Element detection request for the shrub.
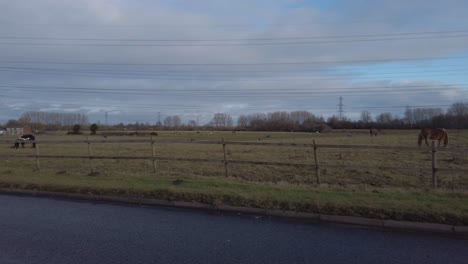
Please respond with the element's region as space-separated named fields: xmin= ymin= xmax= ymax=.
xmin=90 ymin=124 xmax=98 ymax=135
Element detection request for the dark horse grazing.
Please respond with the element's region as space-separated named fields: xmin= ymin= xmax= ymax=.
xmin=13 ymin=134 xmax=36 ymax=149
xmin=369 ymin=128 xmax=381 ymax=136
xmin=418 ymin=128 xmax=448 ymax=147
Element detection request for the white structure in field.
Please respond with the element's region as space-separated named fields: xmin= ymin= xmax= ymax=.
xmin=5 ymin=126 xmax=32 ymax=135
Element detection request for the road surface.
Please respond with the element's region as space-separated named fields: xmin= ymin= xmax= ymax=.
xmin=0 ymin=194 xmax=466 ymax=264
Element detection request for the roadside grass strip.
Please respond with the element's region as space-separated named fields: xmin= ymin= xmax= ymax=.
xmin=0 ymin=173 xmax=467 ymax=225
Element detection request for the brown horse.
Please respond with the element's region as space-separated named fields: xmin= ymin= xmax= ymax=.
xmin=418 ymin=128 xmax=448 ymax=147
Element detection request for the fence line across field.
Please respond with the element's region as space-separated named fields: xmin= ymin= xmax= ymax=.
xmin=1 ymin=153 xmax=465 ymax=172
xmin=1 ymin=138 xmax=467 ymax=189
xmin=1 ymin=139 xmax=467 ymax=152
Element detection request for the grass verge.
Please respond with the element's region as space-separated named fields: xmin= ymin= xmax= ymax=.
xmin=0 ymin=172 xmax=467 ymax=225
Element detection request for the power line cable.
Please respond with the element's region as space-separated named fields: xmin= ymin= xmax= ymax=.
xmin=1 ymin=66 xmax=467 ymax=77
xmin=0 ymin=95 xmax=460 ymax=111
xmin=1 ymin=85 xmax=466 ymax=97
xmin=2 ymin=83 xmax=466 ymax=92
xmin=2 ymin=68 xmax=467 ymax=82
xmin=2 ymin=29 xmax=468 ymax=42
xmin=2 ymin=34 xmax=468 ymax=46
xmin=0 ymin=18 xmax=423 ymax=28
xmin=1 ymin=89 xmax=461 ymax=97
xmin=1 ymin=54 xmax=467 ymax=66
xmin=1 ymin=63 xmax=466 ymax=73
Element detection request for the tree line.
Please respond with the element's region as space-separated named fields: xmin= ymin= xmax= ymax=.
xmin=351 ymin=102 xmax=468 ymax=130
xmin=5 ymin=111 xmax=90 ymax=131
xmin=2 ymin=102 xmax=467 ymax=132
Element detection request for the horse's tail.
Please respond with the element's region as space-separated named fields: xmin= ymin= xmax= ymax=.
xmin=444 ymin=131 xmax=449 ymax=147
xmin=417 ymin=133 xmax=423 ymax=146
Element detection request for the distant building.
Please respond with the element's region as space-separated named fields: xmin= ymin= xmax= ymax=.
xmin=0 ymin=127 xmax=5 ymax=135
xmin=6 ymin=126 xmax=23 ymax=135
xmin=6 ymin=126 xmax=33 ymax=136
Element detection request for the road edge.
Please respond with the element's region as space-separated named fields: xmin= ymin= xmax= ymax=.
xmin=1 ymin=188 xmax=466 ymax=237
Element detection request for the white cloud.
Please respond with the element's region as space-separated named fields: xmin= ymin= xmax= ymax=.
xmin=0 ymin=0 xmax=467 ymax=124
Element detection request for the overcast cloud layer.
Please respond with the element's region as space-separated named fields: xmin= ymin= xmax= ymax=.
xmin=0 ymin=0 xmax=467 ymax=124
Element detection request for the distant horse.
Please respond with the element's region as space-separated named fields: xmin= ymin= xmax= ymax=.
xmin=369 ymin=128 xmax=380 ymax=136
xmin=418 ymin=128 xmax=448 ymax=147
xmin=13 ymin=134 xmax=36 ymax=149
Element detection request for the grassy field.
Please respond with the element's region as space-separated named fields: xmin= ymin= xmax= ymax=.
xmin=1 ymin=129 xmax=467 ymax=189
xmin=0 ymin=129 xmax=467 ymax=224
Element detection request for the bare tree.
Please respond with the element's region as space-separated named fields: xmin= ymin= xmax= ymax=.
xmin=163 ymin=116 xmax=172 ymax=127
xmin=172 ymin=115 xmax=181 ymax=127
xmin=187 ymin=120 xmax=197 ymax=127
xmin=447 ymin=102 xmax=468 ymax=128
xmin=360 ymin=111 xmax=372 ymax=124
xmin=447 ymin=102 xmax=468 ymax=117
xmin=237 ymin=115 xmax=248 ymax=127
xmin=211 ymin=113 xmax=233 ymax=128
xmin=404 ymin=106 xmax=414 ymax=125
xmin=19 ymin=111 xmax=89 ymax=127
xmin=290 ymin=111 xmax=313 ymax=125
xmin=376 ymin=112 xmax=393 ymax=124
xmin=163 ymin=115 xmax=181 ymax=128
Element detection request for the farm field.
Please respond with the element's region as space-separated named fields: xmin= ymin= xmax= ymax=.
xmin=1 ymin=129 xmax=467 ymax=190
xmin=1 ymin=129 xmax=468 ymax=224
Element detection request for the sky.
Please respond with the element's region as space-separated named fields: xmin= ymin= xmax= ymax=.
xmin=0 ymin=0 xmax=467 ymax=125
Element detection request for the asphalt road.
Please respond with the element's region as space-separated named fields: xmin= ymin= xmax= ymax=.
xmin=0 ymin=194 xmax=466 ymax=264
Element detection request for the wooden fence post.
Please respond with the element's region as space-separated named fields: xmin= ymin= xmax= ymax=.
xmin=432 ymin=141 xmax=438 ymax=189
xmin=151 ymin=136 xmax=157 ymax=173
xmin=222 ymin=138 xmax=228 ymax=177
xmin=87 ymin=137 xmax=94 ymax=173
xmin=35 ymin=142 xmax=40 ymax=171
xmin=313 ymin=139 xmax=320 ymax=185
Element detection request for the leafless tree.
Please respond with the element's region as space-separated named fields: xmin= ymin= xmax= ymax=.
xmin=447 ymin=102 xmax=468 ymax=117
xmin=18 ymin=111 xmax=89 ymax=130
xmin=163 ymin=115 xmax=181 ymax=128
xmin=360 ymin=111 xmax=372 ymax=124
xmin=376 ymin=112 xmax=393 ymax=124
xmin=211 ymin=113 xmax=233 ymax=127
xmin=187 ymin=120 xmax=197 ymax=127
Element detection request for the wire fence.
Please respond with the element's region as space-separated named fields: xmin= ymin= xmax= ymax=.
xmin=1 ymin=138 xmax=468 ymax=190
xmin=1 ymin=137 xmax=468 ymax=189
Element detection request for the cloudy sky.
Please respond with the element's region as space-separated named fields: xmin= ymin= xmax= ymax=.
xmin=0 ymin=0 xmax=467 ymax=124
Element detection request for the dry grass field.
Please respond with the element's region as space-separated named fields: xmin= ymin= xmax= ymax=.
xmin=1 ymin=129 xmax=467 ymax=190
